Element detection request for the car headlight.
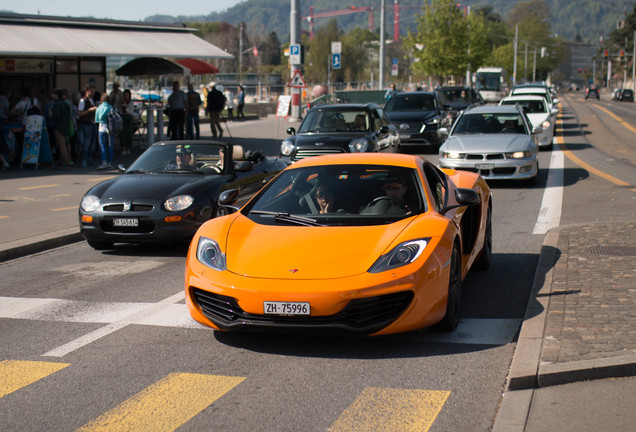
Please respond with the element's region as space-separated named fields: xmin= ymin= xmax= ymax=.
xmin=164 ymin=195 xmax=194 ymax=211
xmin=281 ymin=140 xmax=294 ymax=156
xmin=368 ymin=238 xmax=430 ymax=273
xmin=541 ymin=120 xmax=551 ymax=129
xmin=506 ymin=151 xmax=532 ymax=159
xmin=196 ymin=237 xmax=226 ymax=271
xmin=349 ymin=137 xmax=369 ymax=153
xmin=80 ymin=195 xmax=100 ymax=212
xmin=441 ymin=151 xmax=465 ymax=159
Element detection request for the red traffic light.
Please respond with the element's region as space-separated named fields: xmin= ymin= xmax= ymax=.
xmin=620 ymin=50 xmax=624 ymax=60
xmin=604 ymin=50 xmax=609 ymax=59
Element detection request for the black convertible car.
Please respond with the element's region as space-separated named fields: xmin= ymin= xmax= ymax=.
xmin=79 ymin=141 xmax=288 ymax=249
xmin=280 ymin=103 xmax=399 ymax=162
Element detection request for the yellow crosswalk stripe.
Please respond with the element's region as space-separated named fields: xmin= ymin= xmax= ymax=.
xmin=0 ymin=360 xmax=70 ymax=398
xmin=75 ymin=372 xmax=245 ymax=432
xmin=328 ymin=387 xmax=450 ymax=432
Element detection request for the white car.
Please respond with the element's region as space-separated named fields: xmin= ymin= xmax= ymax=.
xmin=510 ymin=84 xmax=559 ymax=124
xmin=499 ymin=95 xmax=555 ymax=148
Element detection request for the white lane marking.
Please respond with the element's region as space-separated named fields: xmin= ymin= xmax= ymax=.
xmin=57 ymin=260 xmax=163 ymax=278
xmin=41 ymin=292 xmax=185 ymax=357
xmin=416 ymin=318 xmax=521 ymax=345
xmin=533 ymin=144 xmax=564 ymax=234
xmin=2 ymin=296 xmax=519 ymax=346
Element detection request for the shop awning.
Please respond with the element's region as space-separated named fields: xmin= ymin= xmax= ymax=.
xmin=0 ymin=17 xmax=234 ymax=59
xmin=176 ymin=58 xmax=220 ymax=75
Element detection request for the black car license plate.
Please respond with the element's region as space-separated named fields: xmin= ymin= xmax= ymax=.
xmin=113 ymin=218 xmax=139 ymax=227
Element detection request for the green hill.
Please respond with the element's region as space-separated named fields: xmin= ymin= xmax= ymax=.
xmin=145 ymin=0 xmax=631 ymax=43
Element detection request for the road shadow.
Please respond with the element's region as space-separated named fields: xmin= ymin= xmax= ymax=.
xmin=100 ymin=242 xmax=189 ymax=258
xmin=486 ymin=167 xmax=589 ymax=190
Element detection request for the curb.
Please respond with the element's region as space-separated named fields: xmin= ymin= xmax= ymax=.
xmin=493 ymin=222 xmax=636 ymax=432
xmin=0 ymin=228 xmax=83 ymax=262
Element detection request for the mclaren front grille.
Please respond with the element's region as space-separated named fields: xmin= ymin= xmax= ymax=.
xmin=192 ymin=288 xmax=414 ymax=334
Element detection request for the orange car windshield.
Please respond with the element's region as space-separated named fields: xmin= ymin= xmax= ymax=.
xmin=244 ymin=164 xmax=426 ymax=226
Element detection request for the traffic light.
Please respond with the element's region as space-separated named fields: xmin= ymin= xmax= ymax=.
xmin=620 ymin=50 xmax=624 ymax=60
xmin=604 ymin=50 xmax=609 ymax=59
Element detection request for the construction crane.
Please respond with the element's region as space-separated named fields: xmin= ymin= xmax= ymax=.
xmin=303 ymin=6 xmax=375 ymax=40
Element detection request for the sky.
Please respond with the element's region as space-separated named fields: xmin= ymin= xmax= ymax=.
xmin=1 ymin=0 xmax=243 ymax=21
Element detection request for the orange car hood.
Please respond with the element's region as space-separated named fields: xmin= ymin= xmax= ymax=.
xmin=225 ymin=216 xmax=413 ymax=279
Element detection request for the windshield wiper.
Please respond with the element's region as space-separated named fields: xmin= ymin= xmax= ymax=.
xmin=126 ymin=169 xmax=153 ymax=174
xmin=161 ymin=168 xmax=202 ymax=174
xmin=249 ymin=210 xmax=324 ymax=227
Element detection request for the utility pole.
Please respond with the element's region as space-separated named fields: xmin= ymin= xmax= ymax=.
xmin=633 ymin=31 xmax=635 ymax=90
xmin=379 ymin=0 xmax=386 ymax=90
xmin=513 ymin=25 xmax=518 ymax=85
xmin=239 ymin=22 xmax=243 ymax=82
xmin=289 ymin=0 xmax=301 ymax=121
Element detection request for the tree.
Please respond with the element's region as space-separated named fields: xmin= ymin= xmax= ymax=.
xmin=404 ymin=0 xmax=489 ymax=84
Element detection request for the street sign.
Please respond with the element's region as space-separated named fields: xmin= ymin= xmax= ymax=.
xmin=290 ymin=44 xmax=302 ymax=65
xmin=331 ymin=42 xmax=342 ymax=54
xmin=332 ymin=53 xmax=341 ymax=69
xmin=391 ymin=58 xmax=398 ymax=76
xmin=287 ymin=70 xmax=306 ymax=88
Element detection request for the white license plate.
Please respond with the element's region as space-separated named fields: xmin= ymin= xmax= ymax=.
xmin=113 ymin=218 xmax=139 ymax=227
xmin=399 ymin=134 xmax=411 ymax=139
xmin=475 ymin=163 xmax=495 ymax=170
xmin=264 ymin=301 xmax=310 ymax=315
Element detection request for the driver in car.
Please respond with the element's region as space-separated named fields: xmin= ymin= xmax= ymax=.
xmin=362 ymin=175 xmax=410 ymax=215
xmin=174 ymin=144 xmax=194 ymax=168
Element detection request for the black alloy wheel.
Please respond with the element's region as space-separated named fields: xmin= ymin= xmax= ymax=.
xmin=437 ymin=245 xmax=462 ymax=331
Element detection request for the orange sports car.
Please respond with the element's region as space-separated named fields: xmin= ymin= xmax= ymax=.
xmin=185 ymin=153 xmax=492 ymax=335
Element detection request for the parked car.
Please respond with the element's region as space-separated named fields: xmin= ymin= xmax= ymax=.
xmin=585 ymin=87 xmax=600 ymax=100
xmin=384 ymin=91 xmax=446 ymax=152
xmin=185 ymin=152 xmax=492 ymax=335
xmin=280 ymin=103 xmax=399 ymax=162
xmin=618 ymin=89 xmax=634 ymax=102
xmin=79 ymin=141 xmax=288 ymax=249
xmin=499 ymin=95 xmax=556 ymax=148
xmin=435 ymin=86 xmax=484 ymax=128
xmin=438 ymin=105 xmax=540 ymax=183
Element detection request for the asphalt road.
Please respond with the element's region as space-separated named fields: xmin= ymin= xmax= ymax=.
xmin=1 ymin=92 xmax=634 ymax=431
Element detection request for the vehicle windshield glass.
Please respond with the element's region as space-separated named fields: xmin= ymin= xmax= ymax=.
xmin=475 ymin=73 xmax=501 ymax=91
xmin=385 ymin=94 xmax=438 ymax=112
xmin=500 ymin=99 xmax=547 ymax=114
xmin=437 ymin=89 xmax=477 ymax=104
xmin=298 ymin=110 xmax=370 ymax=133
xmin=243 ymin=164 xmax=426 ymax=226
xmin=452 ymin=113 xmax=528 ymax=135
xmin=126 ymin=143 xmax=225 ymax=174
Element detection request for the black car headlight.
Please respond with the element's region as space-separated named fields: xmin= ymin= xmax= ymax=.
xmin=349 ymin=137 xmax=369 ymax=153
xmin=164 ymin=195 xmax=194 ymax=211
xmin=80 ymin=195 xmax=100 ymax=212
xmin=196 ymin=237 xmax=226 ymax=271
xmin=368 ymin=238 xmax=430 ymax=273
xmin=281 ymin=140 xmax=294 ymax=156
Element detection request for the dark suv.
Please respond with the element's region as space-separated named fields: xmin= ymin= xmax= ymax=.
xmin=281 ymin=103 xmax=399 ymax=162
xmin=434 ymin=86 xmax=484 ymax=128
xmin=618 ymin=89 xmax=634 ymax=102
xmin=384 ymin=91 xmax=446 ymax=152
xmin=585 ymin=87 xmax=600 ymax=100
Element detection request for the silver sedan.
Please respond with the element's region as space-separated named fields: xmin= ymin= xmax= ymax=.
xmin=438 ymin=105 xmax=540 ymax=183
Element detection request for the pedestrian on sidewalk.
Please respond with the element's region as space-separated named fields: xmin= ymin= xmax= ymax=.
xmin=94 ymin=93 xmax=114 ymax=170
xmin=120 ymin=89 xmax=134 ymax=155
xmin=186 ymin=83 xmax=202 ymax=140
xmin=237 ymin=85 xmax=246 ymax=121
xmin=77 ymin=84 xmax=98 ymax=167
xmin=206 ymin=83 xmax=226 ymax=138
xmin=167 ymin=81 xmax=187 ymax=140
xmin=52 ymin=88 xmax=72 ymax=167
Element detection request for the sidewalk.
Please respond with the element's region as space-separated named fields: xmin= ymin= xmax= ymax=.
xmin=494 ymin=220 xmax=636 ymax=431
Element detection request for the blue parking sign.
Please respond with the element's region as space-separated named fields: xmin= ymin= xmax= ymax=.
xmin=332 ymin=53 xmax=341 ymax=69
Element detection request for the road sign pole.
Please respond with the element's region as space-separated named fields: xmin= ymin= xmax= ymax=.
xmin=289 ymin=0 xmax=302 ymax=121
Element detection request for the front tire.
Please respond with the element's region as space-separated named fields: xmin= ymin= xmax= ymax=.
xmin=437 ymin=246 xmax=462 ymax=331
xmin=87 ymin=239 xmax=113 ymax=250
xmin=474 ymin=204 xmax=492 ymax=270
